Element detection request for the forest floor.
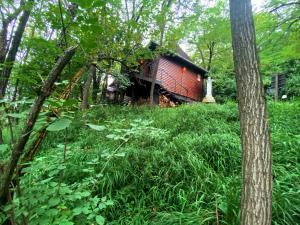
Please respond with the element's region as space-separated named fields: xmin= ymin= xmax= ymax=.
xmin=2 ymin=101 xmax=300 ymax=224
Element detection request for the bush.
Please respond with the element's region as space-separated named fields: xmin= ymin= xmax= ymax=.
xmin=212 ymin=71 xmax=237 ymax=103
xmin=285 ymin=73 xmax=300 ymax=99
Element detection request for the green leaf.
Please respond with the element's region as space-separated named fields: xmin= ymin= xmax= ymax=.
xmin=87 ymin=124 xmax=106 ymax=131
xmin=63 ymin=99 xmax=78 ymax=107
xmin=49 ymin=197 xmax=60 ymax=207
xmin=105 ymin=200 xmax=114 ymax=206
xmin=47 ymin=118 xmax=71 ymax=131
xmin=96 ymin=215 xmax=105 ymax=225
xmin=79 ymin=191 xmax=91 ymax=197
xmin=72 ymin=207 xmax=83 ymax=216
xmin=69 ymin=0 xmax=93 ymax=8
xmin=7 ymin=113 xmax=26 ymax=119
xmin=0 ymin=144 xmax=9 ymax=152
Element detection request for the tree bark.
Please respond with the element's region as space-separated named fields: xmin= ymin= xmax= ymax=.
xmin=0 ymin=122 xmax=4 ymax=144
xmin=229 ymin=0 xmax=272 ymax=224
xmin=81 ymin=64 xmax=95 ymax=109
xmin=0 ymin=45 xmax=77 ymax=205
xmin=0 ymin=0 xmax=34 ymax=98
xmin=92 ymin=69 xmax=100 ymax=103
xmin=207 ymin=41 xmax=215 ymax=71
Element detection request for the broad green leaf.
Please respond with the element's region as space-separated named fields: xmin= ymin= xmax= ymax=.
xmin=87 ymin=124 xmax=106 ymax=131
xmin=49 ymin=198 xmax=60 ymax=207
xmin=96 ymin=215 xmax=105 ymax=225
xmin=46 ymin=118 xmax=71 ymax=131
xmin=72 ymin=207 xmax=83 ymax=216
xmin=106 ymin=134 xmax=119 ymax=139
xmin=105 ymin=200 xmax=114 ymax=206
xmin=0 ymin=144 xmax=9 ymax=152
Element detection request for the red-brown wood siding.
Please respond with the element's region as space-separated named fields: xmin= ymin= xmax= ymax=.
xmin=156 ymin=57 xmax=203 ymax=101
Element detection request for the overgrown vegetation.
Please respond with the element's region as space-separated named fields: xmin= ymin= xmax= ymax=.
xmin=1 ymin=102 xmax=299 ymax=224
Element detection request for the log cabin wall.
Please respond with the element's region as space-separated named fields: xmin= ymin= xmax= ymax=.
xmin=156 ymin=56 xmax=203 ymax=101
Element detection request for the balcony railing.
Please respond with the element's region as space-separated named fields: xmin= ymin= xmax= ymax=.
xmin=139 ymin=62 xmax=188 ymax=97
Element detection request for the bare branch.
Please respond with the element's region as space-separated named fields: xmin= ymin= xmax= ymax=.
xmin=270 ymin=1 xmax=300 ymax=13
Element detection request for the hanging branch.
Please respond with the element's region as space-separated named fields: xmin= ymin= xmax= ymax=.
xmin=0 ymin=45 xmax=77 ymax=205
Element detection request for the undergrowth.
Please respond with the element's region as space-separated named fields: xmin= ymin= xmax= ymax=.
xmin=1 ymin=101 xmax=300 ymax=224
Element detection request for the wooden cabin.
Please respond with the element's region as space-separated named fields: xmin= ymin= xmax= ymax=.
xmin=125 ymin=43 xmax=208 ymax=104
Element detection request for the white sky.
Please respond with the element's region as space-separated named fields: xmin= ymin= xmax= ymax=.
xmin=252 ymin=0 xmax=266 ymax=11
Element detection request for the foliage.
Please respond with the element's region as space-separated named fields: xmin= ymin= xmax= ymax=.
xmin=0 ymin=0 xmax=299 ymax=224
xmin=2 ymin=102 xmax=299 ymax=224
xmin=212 ymin=71 xmax=237 ymax=103
xmin=285 ymin=74 xmax=300 ymax=99
xmin=283 ymin=59 xmax=300 ymax=99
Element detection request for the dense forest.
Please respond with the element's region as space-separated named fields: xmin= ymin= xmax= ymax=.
xmin=0 ymin=0 xmax=299 ymax=224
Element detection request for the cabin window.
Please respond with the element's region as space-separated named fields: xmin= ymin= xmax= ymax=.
xmin=197 ymin=75 xmax=201 ymax=81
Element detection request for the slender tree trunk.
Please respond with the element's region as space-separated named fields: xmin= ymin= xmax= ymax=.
xmin=81 ymin=64 xmax=95 ymax=109
xmin=149 ymin=0 xmax=172 ymax=105
xmin=207 ymin=41 xmax=215 ymax=71
xmin=92 ymin=69 xmax=100 ymax=103
xmin=0 ymin=122 xmax=4 ymax=144
xmin=0 ymin=46 xmax=77 ymax=205
xmin=22 ymin=67 xmax=85 ymax=165
xmin=0 ymin=0 xmax=34 ymax=98
xmin=229 ymin=0 xmax=272 ymax=224
xmin=101 ymin=74 xmax=108 ymax=101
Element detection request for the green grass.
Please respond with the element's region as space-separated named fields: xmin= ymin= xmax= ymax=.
xmin=2 ymin=101 xmax=300 ymax=224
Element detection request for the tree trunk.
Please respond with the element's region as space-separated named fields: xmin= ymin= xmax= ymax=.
xmin=0 ymin=122 xmax=4 ymax=144
xmin=207 ymin=41 xmax=215 ymax=71
xmin=229 ymin=0 xmax=272 ymax=224
xmin=149 ymin=0 xmax=172 ymax=105
xmin=22 ymin=67 xmax=85 ymax=164
xmin=0 ymin=21 xmax=9 ymax=65
xmin=0 ymin=0 xmax=34 ymax=98
xmin=81 ymin=64 xmax=95 ymax=109
xmin=92 ymin=69 xmax=100 ymax=103
xmin=101 ymin=74 xmax=108 ymax=101
xmin=149 ymin=58 xmax=160 ymax=105
xmin=0 ymin=46 xmax=77 ymax=205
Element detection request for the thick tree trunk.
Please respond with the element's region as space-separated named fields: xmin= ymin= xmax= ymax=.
xmin=229 ymin=0 xmax=272 ymax=224
xmin=0 ymin=22 xmax=9 ymax=65
xmin=0 ymin=46 xmax=77 ymax=205
xmin=0 ymin=0 xmax=33 ymax=98
xmin=81 ymin=64 xmax=95 ymax=109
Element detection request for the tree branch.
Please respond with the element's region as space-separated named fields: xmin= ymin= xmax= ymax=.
xmin=0 ymin=45 xmax=77 ymax=205
xmin=270 ymin=1 xmax=300 ymax=13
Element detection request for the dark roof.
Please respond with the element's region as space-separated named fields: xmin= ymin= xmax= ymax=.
xmin=149 ymin=42 xmax=208 ymax=77
xmin=176 ymin=46 xmax=192 ymax=61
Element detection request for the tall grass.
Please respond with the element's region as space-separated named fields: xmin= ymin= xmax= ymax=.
xmin=4 ymin=101 xmax=300 ymax=224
